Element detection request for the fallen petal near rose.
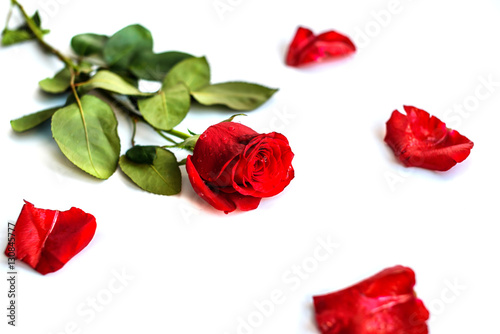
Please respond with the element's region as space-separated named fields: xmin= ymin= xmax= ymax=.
xmin=186 ymin=122 xmax=294 ymax=214
xmin=286 ymin=26 xmax=356 ymax=67
xmin=384 ymin=105 xmax=474 ymax=171
xmin=4 ymin=200 xmax=97 ymax=275
xmin=313 ymin=265 xmax=429 ymax=334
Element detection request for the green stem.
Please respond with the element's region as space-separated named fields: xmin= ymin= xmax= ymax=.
xmin=156 ymin=130 xmax=178 ymax=144
xmin=12 ymin=0 xmax=77 ymax=72
xmin=131 ymin=118 xmax=138 ymax=147
xmin=165 ymin=129 xmax=191 ymax=140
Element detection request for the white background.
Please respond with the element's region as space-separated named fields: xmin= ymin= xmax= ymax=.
xmin=1 ymin=0 xmax=500 ymax=333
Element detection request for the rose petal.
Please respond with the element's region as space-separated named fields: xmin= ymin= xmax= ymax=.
xmin=5 ymin=201 xmax=96 ymax=275
xmin=384 ymin=106 xmax=474 ymax=171
xmin=187 ymin=156 xmax=262 ymax=213
xmin=313 ymin=266 xmax=429 ymax=334
xmin=35 ymin=207 xmax=97 ymax=275
xmin=187 ymin=155 xmax=237 ymax=213
xmin=232 ymin=133 xmax=294 ymax=197
xmin=192 ymin=122 xmax=258 ymax=183
xmin=285 ymin=26 xmax=356 ymax=67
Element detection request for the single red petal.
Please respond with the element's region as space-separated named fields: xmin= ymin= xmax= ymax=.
xmin=313 ymin=266 xmax=429 ymax=334
xmin=5 ymin=201 xmax=96 ymax=275
xmin=186 ymin=155 xmax=237 ymax=214
xmin=384 ymin=106 xmax=473 ymax=171
xmin=286 ymin=26 xmax=356 ymax=67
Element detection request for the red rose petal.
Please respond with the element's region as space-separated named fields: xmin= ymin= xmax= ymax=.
xmin=187 ymin=156 xmax=262 ymax=214
xmin=313 ymin=266 xmax=429 ymax=334
xmin=192 ymin=122 xmax=258 ymax=183
xmin=5 ymin=201 xmax=96 ymax=275
xmin=286 ymin=26 xmax=356 ymax=67
xmin=384 ymin=106 xmax=474 ymax=171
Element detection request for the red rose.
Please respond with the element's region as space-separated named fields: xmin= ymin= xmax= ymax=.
xmin=384 ymin=106 xmax=474 ymax=171
xmin=285 ymin=26 xmax=356 ymax=67
xmin=5 ymin=201 xmax=97 ymax=275
xmin=313 ymin=265 xmax=429 ymax=334
xmin=186 ymin=122 xmax=294 ymax=213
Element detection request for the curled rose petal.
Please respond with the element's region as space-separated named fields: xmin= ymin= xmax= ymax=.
xmin=285 ymin=26 xmax=356 ymax=67
xmin=4 ymin=201 xmax=97 ymax=275
xmin=186 ymin=122 xmax=294 ymax=214
xmin=313 ymin=266 xmax=429 ymax=334
xmin=384 ymin=106 xmax=474 ymax=171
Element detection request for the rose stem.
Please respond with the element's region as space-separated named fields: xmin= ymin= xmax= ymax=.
xmin=11 ymin=0 xmax=78 ymax=72
xmin=11 ymin=0 xmax=86 ymax=127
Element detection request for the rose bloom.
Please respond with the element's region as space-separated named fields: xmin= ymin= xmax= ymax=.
xmin=313 ymin=266 xmax=429 ymax=334
xmin=384 ymin=105 xmax=474 ymax=171
xmin=186 ymin=122 xmax=294 ymax=213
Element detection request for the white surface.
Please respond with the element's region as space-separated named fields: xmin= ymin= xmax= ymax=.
xmin=1 ymin=0 xmax=499 ymax=333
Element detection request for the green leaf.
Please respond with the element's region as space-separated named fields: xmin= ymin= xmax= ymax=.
xmin=129 ymin=51 xmax=193 ymax=81
xmin=163 ymin=56 xmax=210 ymax=92
xmin=51 ymin=95 xmax=120 ymax=179
xmin=71 ymin=33 xmax=109 ymax=57
xmin=1 ymin=27 xmax=49 ymax=46
xmin=10 ymin=107 xmax=58 ymax=132
xmin=119 ymin=147 xmax=181 ymax=195
xmin=191 ymin=82 xmax=278 ymax=111
xmin=2 ymin=29 xmax=32 ymax=46
xmin=103 ymin=24 xmax=153 ymax=69
xmin=125 ymin=145 xmax=157 ymax=164
xmin=1 ymin=11 xmax=49 ymax=46
xmin=138 ymin=83 xmax=190 ymax=130
xmin=77 ymin=70 xmax=150 ymax=96
xmin=39 ymin=67 xmax=71 ymax=94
